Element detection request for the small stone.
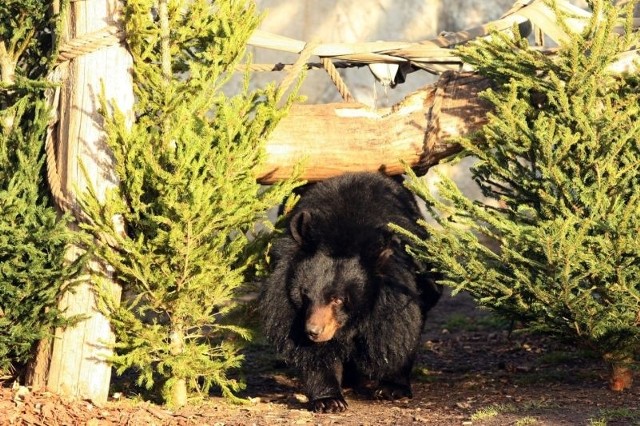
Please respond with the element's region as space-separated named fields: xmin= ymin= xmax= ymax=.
xmin=293 ymin=393 xmax=309 ymax=403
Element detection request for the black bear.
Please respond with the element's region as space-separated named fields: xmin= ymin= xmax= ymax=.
xmin=259 ymin=171 xmax=441 ymax=413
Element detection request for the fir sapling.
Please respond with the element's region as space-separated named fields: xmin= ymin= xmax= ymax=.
xmin=79 ymin=0 xmax=301 ymax=407
xmin=397 ymin=0 xmax=640 ymax=390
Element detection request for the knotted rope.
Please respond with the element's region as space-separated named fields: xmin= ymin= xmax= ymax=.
xmin=46 ymin=26 xmax=127 ymax=217
xmin=56 ymin=26 xmax=126 ymax=64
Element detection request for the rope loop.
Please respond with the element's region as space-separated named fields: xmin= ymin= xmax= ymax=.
xmin=46 ymin=25 xmax=124 ymax=216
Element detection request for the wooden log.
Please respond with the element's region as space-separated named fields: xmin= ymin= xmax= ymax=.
xmin=45 ymin=1 xmax=134 ymax=404
xmin=256 ymin=71 xmax=493 ymax=184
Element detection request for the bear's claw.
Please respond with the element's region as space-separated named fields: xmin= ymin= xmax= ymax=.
xmin=373 ymin=384 xmax=413 ymax=400
xmin=311 ymin=396 xmax=348 ymax=413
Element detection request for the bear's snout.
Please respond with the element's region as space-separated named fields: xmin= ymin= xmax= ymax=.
xmin=305 ymin=323 xmax=324 ymax=341
xmin=306 ymin=303 xmax=341 ymax=342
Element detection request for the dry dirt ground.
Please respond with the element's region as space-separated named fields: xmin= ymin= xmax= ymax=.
xmin=2 ymin=290 xmax=639 ymax=426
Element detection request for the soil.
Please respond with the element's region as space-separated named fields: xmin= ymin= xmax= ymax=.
xmin=2 ymin=290 xmax=639 ymax=426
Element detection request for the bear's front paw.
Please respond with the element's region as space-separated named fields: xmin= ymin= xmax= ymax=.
xmin=311 ymin=396 xmax=348 ymax=413
xmin=373 ymin=383 xmax=412 ymax=400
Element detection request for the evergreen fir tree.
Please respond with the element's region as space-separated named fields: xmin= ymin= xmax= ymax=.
xmin=0 ymin=0 xmax=83 ymax=375
xmin=398 ymin=0 xmax=640 ymax=390
xmin=79 ymin=0 xmax=301 ymax=407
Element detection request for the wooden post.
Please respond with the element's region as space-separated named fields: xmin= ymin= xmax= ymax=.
xmin=46 ymin=0 xmax=134 ymax=404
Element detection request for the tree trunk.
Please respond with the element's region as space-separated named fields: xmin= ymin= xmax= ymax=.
xmin=24 ymin=337 xmax=52 ymax=390
xmin=169 ymin=323 xmax=188 ymax=408
xmin=256 ymin=71 xmax=493 ymax=183
xmin=0 ymin=39 xmax=17 ymax=132
xmin=45 ymin=0 xmax=134 ymax=404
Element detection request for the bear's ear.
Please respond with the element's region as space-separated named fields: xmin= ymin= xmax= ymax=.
xmin=290 ymin=210 xmax=312 ymax=246
xmin=376 ymin=233 xmax=402 ymax=271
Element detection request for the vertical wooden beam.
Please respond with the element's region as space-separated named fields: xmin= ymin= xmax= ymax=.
xmin=46 ymin=0 xmax=134 ymax=404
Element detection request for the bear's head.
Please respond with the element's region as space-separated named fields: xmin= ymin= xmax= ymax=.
xmin=287 ymin=209 xmax=401 ymax=343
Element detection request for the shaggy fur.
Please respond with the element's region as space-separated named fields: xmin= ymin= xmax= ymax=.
xmin=259 ymin=172 xmax=441 ymax=413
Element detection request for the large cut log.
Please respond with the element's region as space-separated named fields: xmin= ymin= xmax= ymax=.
xmin=256 ymin=71 xmax=493 ymax=184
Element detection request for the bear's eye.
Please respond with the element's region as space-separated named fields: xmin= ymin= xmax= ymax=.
xmin=331 ymin=297 xmax=344 ymax=306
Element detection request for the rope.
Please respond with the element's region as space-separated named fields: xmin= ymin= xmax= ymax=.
xmin=277 ymin=40 xmax=318 ymax=98
xmin=240 ymin=59 xmax=360 ymax=102
xmin=414 ymin=70 xmax=454 ymax=176
xmin=44 ymin=69 xmax=70 ymax=214
xmin=46 ymin=25 xmax=124 ymax=216
xmin=57 ymin=26 xmax=125 ymax=64
xmin=425 ymin=71 xmax=451 ymax=152
xmin=321 ymin=57 xmax=355 ymax=103
xmin=237 ymin=61 xmax=365 ymax=72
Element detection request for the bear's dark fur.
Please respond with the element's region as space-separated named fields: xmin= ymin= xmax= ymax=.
xmin=259 ymin=172 xmax=441 ymax=413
